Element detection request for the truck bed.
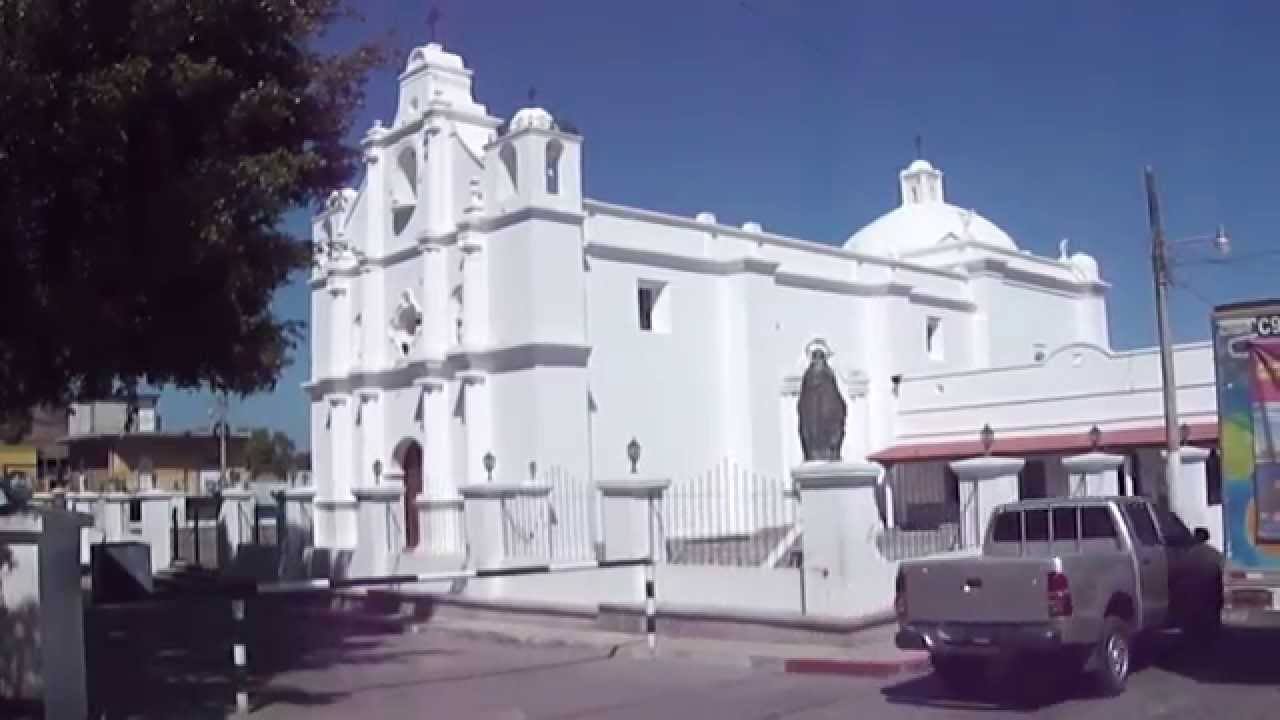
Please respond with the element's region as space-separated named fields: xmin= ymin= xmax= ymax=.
xmin=900 ymin=554 xmax=1057 ymax=624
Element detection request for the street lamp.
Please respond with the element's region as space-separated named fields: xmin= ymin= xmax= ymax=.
xmin=627 ymin=438 xmax=641 ymax=474
xmin=1145 ymin=167 xmax=1230 ymax=510
xmin=1088 ymin=425 xmax=1102 ymax=452
xmin=483 ymin=451 xmax=496 ymax=482
xmin=372 ymin=459 xmax=382 ymax=486
xmin=980 ymin=424 xmax=995 ymax=456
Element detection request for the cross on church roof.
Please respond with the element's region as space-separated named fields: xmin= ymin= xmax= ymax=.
xmin=426 ymin=5 xmax=442 ymax=43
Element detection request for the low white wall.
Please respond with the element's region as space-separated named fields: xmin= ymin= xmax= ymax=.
xmin=656 ymin=564 xmax=803 ymax=614
xmin=462 ymin=566 xmax=643 ymax=608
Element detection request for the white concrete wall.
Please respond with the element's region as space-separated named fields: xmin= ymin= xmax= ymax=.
xmin=657 ymin=564 xmax=803 ymax=614
xmin=896 ymin=342 xmax=1216 ymax=443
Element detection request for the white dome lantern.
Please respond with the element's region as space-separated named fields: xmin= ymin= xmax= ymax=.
xmin=844 ymin=157 xmax=1017 ymax=257
xmin=1069 ymin=252 xmax=1101 ymax=282
xmin=510 ymin=107 xmax=556 ymax=133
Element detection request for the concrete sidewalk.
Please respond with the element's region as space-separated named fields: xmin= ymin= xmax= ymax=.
xmin=410 ymin=616 xmax=931 ymax=679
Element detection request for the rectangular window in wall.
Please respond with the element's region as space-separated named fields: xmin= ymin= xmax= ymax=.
xmin=925 ymin=316 xmax=943 ymax=361
xmin=637 ymin=280 xmax=670 ymax=333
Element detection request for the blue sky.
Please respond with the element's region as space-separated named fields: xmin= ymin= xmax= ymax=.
xmin=159 ymin=1 xmax=1280 ymax=448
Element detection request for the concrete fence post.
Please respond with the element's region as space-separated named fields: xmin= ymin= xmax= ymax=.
xmin=1164 ymin=446 xmax=1219 ymax=549
xmin=67 ymin=491 xmax=102 ymax=565
xmin=1061 ymin=451 xmax=1125 ymax=498
xmin=137 ymin=490 xmax=175 ymax=572
xmin=0 ymin=509 xmax=90 ymax=719
xmin=351 ymin=484 xmax=405 ymax=577
xmin=458 ymin=484 xmax=519 ymax=571
xmin=218 ymin=488 xmax=255 ymax=572
xmin=949 ymin=456 xmax=1026 ymax=548
xmin=792 ymin=461 xmax=890 ymax=617
xmin=596 ymin=477 xmax=670 ymax=652
xmin=282 ymin=485 xmax=317 ymax=579
xmin=417 ymin=495 xmax=465 ymax=556
xmin=100 ymin=493 xmax=131 ymax=544
xmin=596 ymin=478 xmax=671 ymax=562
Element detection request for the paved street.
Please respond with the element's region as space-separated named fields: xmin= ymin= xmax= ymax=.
xmin=253 ymin=626 xmax=1280 ymax=720
xmin=84 ymin=597 xmax=1280 ymax=719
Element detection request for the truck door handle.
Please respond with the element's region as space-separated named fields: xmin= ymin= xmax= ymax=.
xmin=1142 ymin=559 xmax=1153 ymax=566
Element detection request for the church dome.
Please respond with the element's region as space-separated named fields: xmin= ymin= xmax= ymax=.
xmin=843 ymin=158 xmax=1017 ymax=257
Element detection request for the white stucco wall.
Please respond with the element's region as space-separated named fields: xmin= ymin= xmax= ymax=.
xmin=896 ymin=342 xmax=1216 ymax=442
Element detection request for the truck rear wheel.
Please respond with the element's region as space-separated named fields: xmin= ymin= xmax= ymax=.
xmin=1089 ymin=617 xmax=1131 ymax=696
xmin=931 ymin=655 xmax=987 ymax=694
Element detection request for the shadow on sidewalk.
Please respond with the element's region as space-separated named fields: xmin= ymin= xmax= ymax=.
xmin=85 ymin=593 xmax=404 ymax=718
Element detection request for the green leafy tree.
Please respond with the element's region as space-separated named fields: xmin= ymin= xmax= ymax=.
xmin=244 ymin=427 xmax=297 ymax=481
xmin=0 ymin=0 xmax=387 ymax=421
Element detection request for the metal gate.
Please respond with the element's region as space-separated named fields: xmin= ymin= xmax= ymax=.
xmin=880 ymin=461 xmax=963 ymax=560
xmin=171 ymin=495 xmax=223 ymax=570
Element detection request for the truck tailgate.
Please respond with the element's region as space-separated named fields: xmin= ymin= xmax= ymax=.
xmin=902 ymin=556 xmax=1055 ymax=624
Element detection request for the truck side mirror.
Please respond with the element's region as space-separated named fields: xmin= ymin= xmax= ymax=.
xmin=1193 ymin=527 xmax=1211 ymax=545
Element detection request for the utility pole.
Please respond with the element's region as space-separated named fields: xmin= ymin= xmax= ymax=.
xmin=1145 ymin=167 xmax=1181 ymax=511
xmin=210 ymin=393 xmax=230 ymax=492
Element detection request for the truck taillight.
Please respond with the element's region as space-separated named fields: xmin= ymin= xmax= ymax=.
xmin=894 ymin=570 xmax=907 ymax=619
xmin=1047 ymin=571 xmax=1073 ymax=618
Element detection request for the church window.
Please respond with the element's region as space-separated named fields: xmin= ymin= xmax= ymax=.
xmin=637 ymin=280 xmax=670 ymax=333
xmin=925 ymin=316 xmax=943 ymax=361
xmin=500 ymin=144 xmax=519 ymax=192
xmin=545 ymin=139 xmax=563 ymax=195
xmin=390 ymin=146 xmax=419 ymax=235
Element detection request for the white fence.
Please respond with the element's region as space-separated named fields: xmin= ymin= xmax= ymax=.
xmin=661 ymin=460 xmax=798 ymax=567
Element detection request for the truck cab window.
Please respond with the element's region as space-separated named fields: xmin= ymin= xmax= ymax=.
xmin=1153 ymin=507 xmax=1194 ymax=546
xmin=1052 ymin=507 xmax=1079 ymax=540
xmin=1123 ymin=502 xmax=1161 ymax=546
xmin=991 ymin=511 xmax=1021 ymax=543
xmin=1024 ymin=508 xmax=1050 ymax=542
xmin=1080 ymin=507 xmax=1118 ymax=539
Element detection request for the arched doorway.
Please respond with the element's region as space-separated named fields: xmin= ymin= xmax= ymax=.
xmin=401 ymin=441 xmax=424 ymax=549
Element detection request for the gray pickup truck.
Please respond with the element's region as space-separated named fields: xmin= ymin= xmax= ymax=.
xmin=894 ymin=496 xmax=1222 ymax=696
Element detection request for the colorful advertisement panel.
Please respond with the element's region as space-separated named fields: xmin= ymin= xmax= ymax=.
xmin=1215 ymin=303 xmax=1280 ymax=568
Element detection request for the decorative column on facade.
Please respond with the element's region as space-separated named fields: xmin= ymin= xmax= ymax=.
xmin=328 ymin=280 xmax=352 ymax=376
xmin=458 ymin=222 xmax=490 ymax=349
xmin=422 ymin=114 xmax=454 ymax=239
xmin=355 ymin=389 xmax=384 ymax=490
xmin=419 ymin=242 xmax=450 ymax=358
xmin=842 ymin=368 xmax=872 ymax=461
xmin=363 ymin=267 xmax=386 ymax=371
xmin=459 ymin=371 xmax=492 ymax=485
xmin=412 ymin=377 xmax=463 ymax=554
xmin=948 ymin=456 xmax=1026 ymax=549
xmin=326 ymin=394 xmax=354 ymax=498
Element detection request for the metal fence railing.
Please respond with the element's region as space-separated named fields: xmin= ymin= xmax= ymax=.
xmin=878 ymin=461 xmax=964 ymax=561
xmin=543 ymin=467 xmax=598 ymax=562
xmin=661 ymin=460 xmax=798 ymax=567
xmin=500 ymin=489 xmax=550 ymax=561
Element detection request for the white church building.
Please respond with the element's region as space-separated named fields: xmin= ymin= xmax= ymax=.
xmin=304 ymin=43 xmax=1221 ymax=557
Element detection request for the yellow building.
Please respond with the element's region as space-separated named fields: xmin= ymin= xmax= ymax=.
xmin=64 ymin=431 xmax=250 ymax=494
xmin=0 ymin=406 xmax=71 ymax=488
